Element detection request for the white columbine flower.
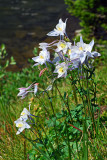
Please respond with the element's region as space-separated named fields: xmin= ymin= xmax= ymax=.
xmin=20 ymin=108 xmax=31 ymax=121
xmin=69 ymin=46 xmax=80 ymax=60
xmin=14 ymin=118 xmax=31 ymax=135
xmin=56 ymin=41 xmax=71 ymax=54
xmin=32 ymin=49 xmax=50 ymax=66
xmin=47 ymin=18 xmax=67 ymax=36
xmin=54 ymin=62 xmax=68 ymax=78
xmin=77 ymin=36 xmax=94 ymax=53
xmin=76 ymin=36 xmax=101 ymax=63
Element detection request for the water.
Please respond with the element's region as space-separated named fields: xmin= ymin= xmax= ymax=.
xmin=0 ymin=0 xmax=80 ymax=71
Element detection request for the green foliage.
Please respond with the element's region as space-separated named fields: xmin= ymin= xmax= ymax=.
xmin=27 ymin=103 xmax=106 ymax=159
xmin=28 ymin=107 xmax=83 ymax=159
xmin=0 ymin=44 xmax=7 ymax=58
xmin=64 ymin=0 xmax=107 ymax=39
xmin=0 ymin=44 xmax=16 ymax=79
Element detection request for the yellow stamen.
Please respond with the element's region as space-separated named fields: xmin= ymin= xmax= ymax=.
xmin=68 ymin=49 xmax=71 ymax=55
xmin=79 ymin=47 xmax=83 ymax=51
xmin=59 ymin=43 xmax=66 ymax=49
xmin=17 ymin=123 xmax=23 ymax=128
xmin=57 ymin=27 xmax=62 ymax=31
xmin=21 ymin=112 xmax=26 ymax=116
xmin=59 ymin=67 xmax=64 ymax=73
xmin=40 ymin=55 xmax=44 ymax=59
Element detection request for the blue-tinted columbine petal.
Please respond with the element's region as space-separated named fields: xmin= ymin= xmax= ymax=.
xmin=14 ymin=118 xmax=31 ymax=135
xmin=32 ymin=49 xmax=50 ymax=66
xmin=91 ymin=51 xmax=101 ymax=57
xmin=89 ymin=40 xmax=94 ymax=50
xmin=54 ymin=62 xmax=68 ymax=78
xmin=47 ymin=18 xmax=67 ymax=37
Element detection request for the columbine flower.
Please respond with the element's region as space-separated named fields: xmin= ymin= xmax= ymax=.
xmin=39 ymin=40 xmax=59 ymax=50
xmin=32 ymin=49 xmax=50 ymax=66
xmin=39 ymin=43 xmax=49 ymax=50
xmin=20 ymin=108 xmax=31 ymax=121
xmin=47 ymin=18 xmax=67 ymax=36
xmin=55 ymin=41 xmax=71 ymax=54
xmin=77 ymin=36 xmax=94 ymax=53
xmin=17 ymin=83 xmax=33 ymax=99
xmin=17 ymin=83 xmax=38 ymax=99
xmin=14 ymin=118 xmax=31 ymax=135
xmin=76 ymin=36 xmax=101 ymax=63
xmin=54 ymin=62 xmax=68 ymax=78
xmin=17 ymin=87 xmax=28 ymax=99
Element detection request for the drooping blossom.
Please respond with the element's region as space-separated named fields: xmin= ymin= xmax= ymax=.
xmin=39 ymin=43 xmax=49 ymax=50
xmin=39 ymin=40 xmax=59 ymax=50
xmin=32 ymin=49 xmax=50 ymax=66
xmin=17 ymin=83 xmax=38 ymax=99
xmin=47 ymin=18 xmax=67 ymax=36
xmin=17 ymin=84 xmax=33 ymax=99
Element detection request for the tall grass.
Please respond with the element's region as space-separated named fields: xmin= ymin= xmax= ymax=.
xmin=0 ymin=63 xmax=106 ymax=159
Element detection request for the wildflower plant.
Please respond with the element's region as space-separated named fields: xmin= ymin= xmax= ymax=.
xmin=15 ymin=18 xmax=105 ymax=159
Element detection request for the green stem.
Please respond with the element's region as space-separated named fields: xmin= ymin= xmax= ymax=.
xmin=86 ymin=70 xmax=96 ymax=136
xmin=70 ymin=75 xmax=78 ymax=105
xmin=83 ymin=121 xmax=88 ymax=160
xmin=22 ymin=133 xmax=50 ymax=160
xmin=35 ymin=125 xmax=51 ymax=158
xmin=24 ymin=138 xmax=26 ymax=160
xmin=55 ymin=83 xmax=73 ymax=122
xmin=66 ymin=121 xmax=72 ymax=160
xmin=36 ymin=95 xmax=50 ymax=117
xmin=45 ymin=91 xmax=61 ymax=156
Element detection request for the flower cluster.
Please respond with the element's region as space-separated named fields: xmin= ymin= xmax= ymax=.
xmin=32 ymin=18 xmax=100 ymax=78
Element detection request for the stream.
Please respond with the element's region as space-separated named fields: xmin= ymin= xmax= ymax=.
xmin=0 ymin=0 xmax=81 ymax=71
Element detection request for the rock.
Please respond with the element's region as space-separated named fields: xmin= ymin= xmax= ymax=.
xmin=75 ymin=29 xmax=82 ymax=36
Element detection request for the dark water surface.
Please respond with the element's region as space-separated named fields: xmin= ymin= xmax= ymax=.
xmin=0 ymin=0 xmax=80 ymax=71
